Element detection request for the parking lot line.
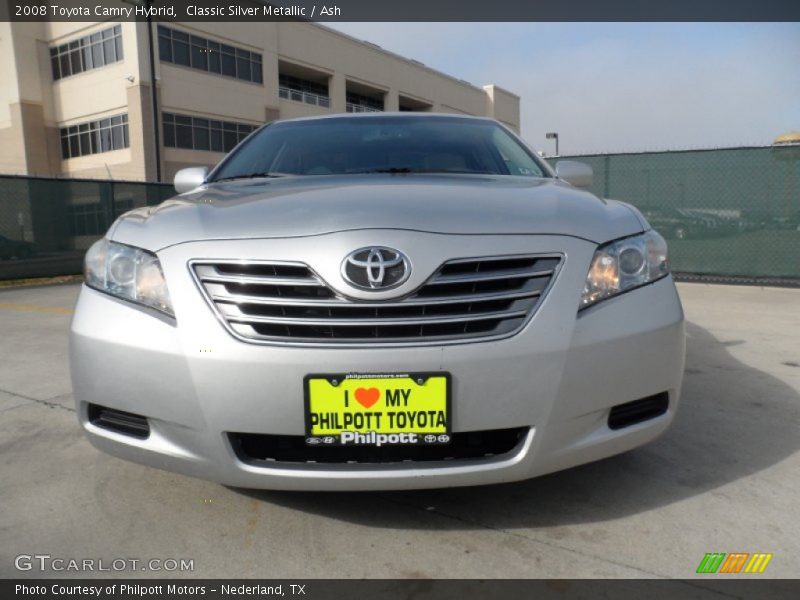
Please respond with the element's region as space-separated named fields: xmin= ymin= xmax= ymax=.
xmin=0 ymin=302 xmax=73 ymax=315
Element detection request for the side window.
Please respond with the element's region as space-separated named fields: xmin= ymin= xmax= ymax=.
xmin=491 ymin=128 xmax=545 ymax=177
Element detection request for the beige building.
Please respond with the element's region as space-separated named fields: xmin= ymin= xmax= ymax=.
xmin=0 ymin=20 xmax=520 ymax=184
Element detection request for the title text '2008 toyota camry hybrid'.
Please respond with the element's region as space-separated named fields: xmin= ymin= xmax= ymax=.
xmin=69 ymin=114 xmax=685 ymax=491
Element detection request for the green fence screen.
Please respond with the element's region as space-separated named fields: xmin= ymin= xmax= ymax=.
xmin=548 ymin=146 xmax=800 ymax=281
xmin=1 ymin=145 xmax=799 ymax=281
xmin=0 ymin=175 xmax=173 ymax=280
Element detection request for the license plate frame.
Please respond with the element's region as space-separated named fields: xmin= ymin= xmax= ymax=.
xmin=303 ymin=372 xmax=452 ymax=447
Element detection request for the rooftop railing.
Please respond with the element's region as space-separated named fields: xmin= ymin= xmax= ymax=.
xmin=279 ymin=86 xmax=331 ymax=108
xmin=346 ymin=102 xmax=383 ymax=113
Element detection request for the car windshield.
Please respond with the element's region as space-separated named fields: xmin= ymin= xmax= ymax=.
xmin=210 ymin=116 xmax=549 ymax=181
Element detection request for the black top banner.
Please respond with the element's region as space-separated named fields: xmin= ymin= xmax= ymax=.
xmin=3 ymin=0 xmax=800 ymax=22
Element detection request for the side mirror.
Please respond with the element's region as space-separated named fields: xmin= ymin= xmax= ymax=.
xmin=555 ymin=161 xmax=593 ymax=189
xmin=174 ymin=166 xmax=209 ymax=194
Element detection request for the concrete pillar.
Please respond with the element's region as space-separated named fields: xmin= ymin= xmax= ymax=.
xmin=9 ymin=102 xmax=60 ymax=177
xmin=129 ymin=22 xmax=162 ymax=182
xmin=385 ymin=88 xmax=399 ymax=112
xmin=330 ymin=72 xmax=346 ymax=114
xmin=265 ymin=106 xmax=280 ymax=123
xmin=3 ymin=22 xmax=60 ymax=176
xmin=126 ymin=84 xmax=158 ymax=182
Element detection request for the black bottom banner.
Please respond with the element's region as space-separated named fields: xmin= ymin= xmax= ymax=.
xmin=4 ymin=579 xmax=800 ymax=600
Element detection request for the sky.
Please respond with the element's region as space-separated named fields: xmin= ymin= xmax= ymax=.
xmin=327 ymin=23 xmax=800 ymax=155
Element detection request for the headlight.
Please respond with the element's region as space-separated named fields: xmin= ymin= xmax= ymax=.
xmin=84 ymin=238 xmax=174 ymax=316
xmin=580 ymin=230 xmax=669 ymax=309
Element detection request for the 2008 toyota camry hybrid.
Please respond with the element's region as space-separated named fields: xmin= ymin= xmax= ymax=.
xmin=70 ymin=113 xmax=685 ymax=491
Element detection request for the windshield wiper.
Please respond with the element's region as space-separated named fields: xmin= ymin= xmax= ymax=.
xmin=213 ymin=172 xmax=289 ymax=182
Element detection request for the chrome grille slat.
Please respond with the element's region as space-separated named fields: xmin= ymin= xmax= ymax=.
xmin=193 ymin=262 xmax=311 ymax=276
xmin=209 ymin=287 xmax=542 ymax=307
xmin=222 ymin=309 xmax=530 ymax=327
xmin=210 ymin=293 xmax=349 ymax=306
xmin=431 ymin=268 xmax=554 ymax=284
xmin=195 ymin=272 xmax=325 ymax=287
xmin=191 ymin=254 xmax=561 ymax=345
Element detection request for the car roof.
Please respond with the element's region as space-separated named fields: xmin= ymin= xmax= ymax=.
xmin=271 ymin=112 xmax=498 ymax=126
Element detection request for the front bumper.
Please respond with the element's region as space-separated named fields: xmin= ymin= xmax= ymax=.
xmin=70 ymin=233 xmax=685 ymax=491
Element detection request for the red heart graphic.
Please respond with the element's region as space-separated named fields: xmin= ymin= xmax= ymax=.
xmin=354 ymin=387 xmax=380 ymax=409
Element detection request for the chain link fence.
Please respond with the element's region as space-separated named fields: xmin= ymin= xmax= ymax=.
xmin=548 ymin=146 xmax=800 ymax=283
xmin=1 ymin=145 xmax=799 ymax=282
xmin=0 ymin=175 xmax=173 ymax=280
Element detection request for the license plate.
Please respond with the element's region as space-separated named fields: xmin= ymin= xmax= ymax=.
xmin=304 ymin=372 xmax=451 ymax=446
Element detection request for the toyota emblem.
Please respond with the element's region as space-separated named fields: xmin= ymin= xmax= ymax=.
xmin=341 ymin=247 xmax=411 ymax=290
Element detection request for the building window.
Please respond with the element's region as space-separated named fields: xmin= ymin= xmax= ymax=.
xmin=278 ymin=73 xmax=330 ymax=107
xmin=60 ymin=114 xmax=129 ymax=159
xmin=50 ymin=25 xmax=123 ymax=81
xmin=346 ymin=91 xmax=384 ymax=113
xmin=162 ymin=112 xmax=257 ymax=153
xmin=157 ymin=26 xmax=263 ymax=84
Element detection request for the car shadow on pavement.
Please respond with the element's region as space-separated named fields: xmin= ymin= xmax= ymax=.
xmin=235 ymin=321 xmax=800 ymax=529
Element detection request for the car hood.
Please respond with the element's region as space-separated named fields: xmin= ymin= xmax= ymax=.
xmin=110 ymin=174 xmax=645 ymax=251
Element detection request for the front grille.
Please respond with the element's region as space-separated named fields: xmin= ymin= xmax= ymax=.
xmin=88 ymin=404 xmax=150 ymax=439
xmin=192 ymin=254 xmax=560 ymax=345
xmin=608 ymin=392 xmax=669 ymax=430
xmin=229 ymin=428 xmax=529 ymax=464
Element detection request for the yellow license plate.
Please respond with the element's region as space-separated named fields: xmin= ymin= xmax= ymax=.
xmin=304 ymin=373 xmax=451 ymax=446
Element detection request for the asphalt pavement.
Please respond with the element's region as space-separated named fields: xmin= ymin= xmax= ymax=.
xmin=1 ymin=282 xmax=798 ymax=578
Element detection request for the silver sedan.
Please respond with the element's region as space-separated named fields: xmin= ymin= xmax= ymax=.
xmin=70 ymin=114 xmax=685 ymax=490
